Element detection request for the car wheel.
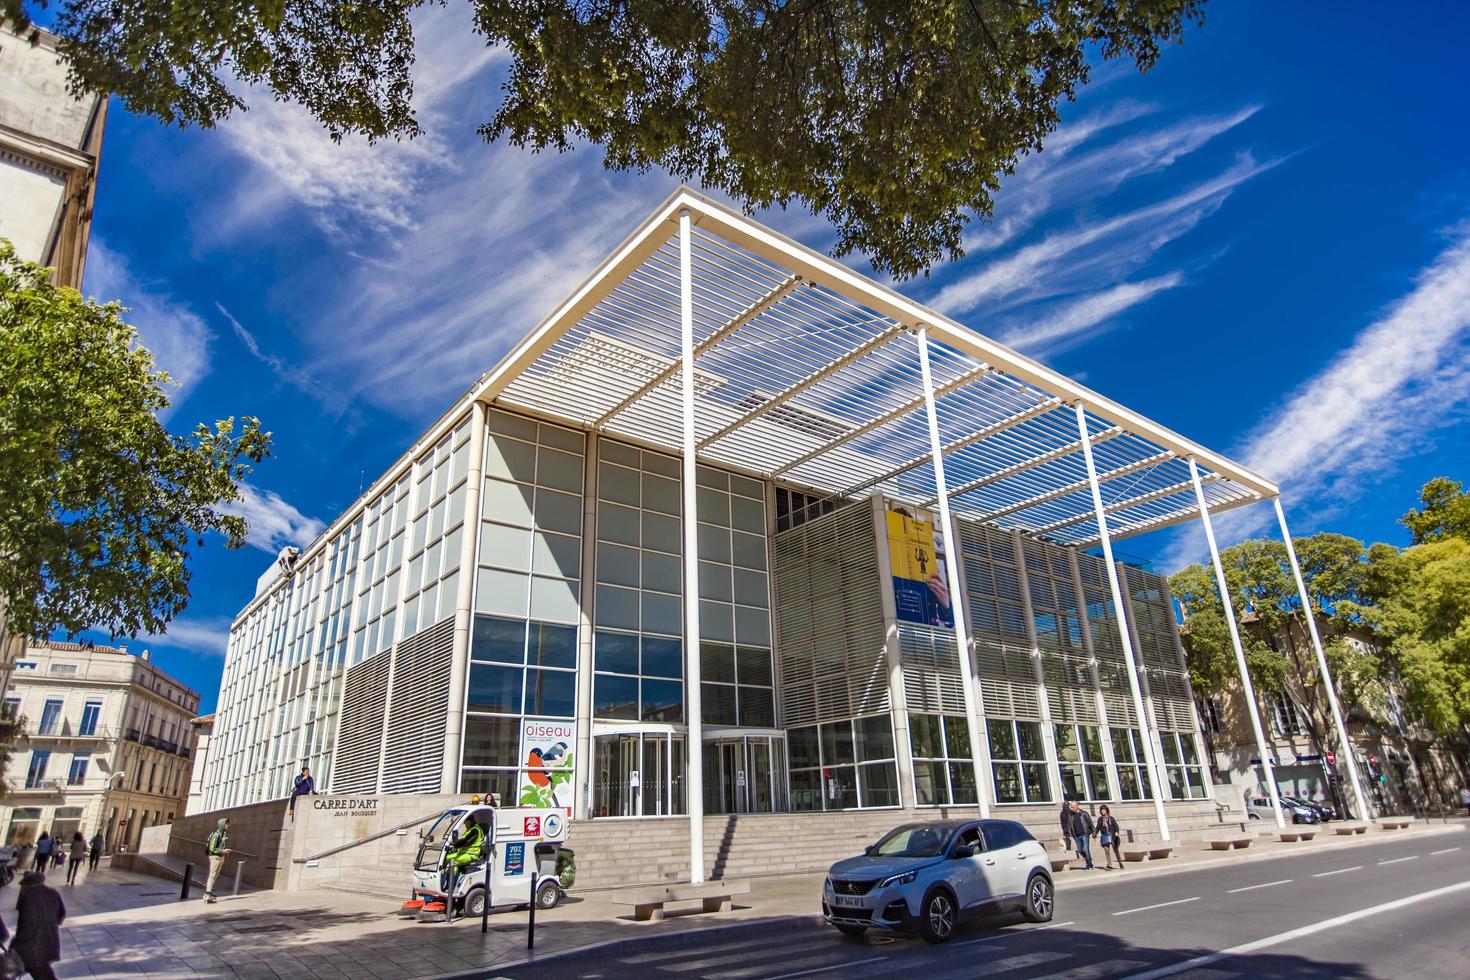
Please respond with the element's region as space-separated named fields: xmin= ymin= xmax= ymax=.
xmin=835 ymin=924 xmax=868 ymax=938
xmin=535 ymin=878 xmax=561 ymax=910
xmin=1248 ymin=812 xmax=1259 ymax=820
xmin=1023 ymin=873 xmax=1054 ymax=923
xmin=919 ymin=888 xmax=957 ymax=944
xmin=464 ymin=887 xmax=486 ymax=918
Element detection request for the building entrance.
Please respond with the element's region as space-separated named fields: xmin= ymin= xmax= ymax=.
xmin=592 ymin=730 xmax=686 ymax=817
xmin=703 ymin=734 xmax=787 ymax=814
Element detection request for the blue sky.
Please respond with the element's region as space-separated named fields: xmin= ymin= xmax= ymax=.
xmin=62 ymin=1 xmax=1470 ymax=709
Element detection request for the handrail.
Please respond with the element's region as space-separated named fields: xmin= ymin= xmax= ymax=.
xmin=172 ymin=835 xmax=258 ymax=860
xmin=293 ymin=809 xmax=447 ymax=864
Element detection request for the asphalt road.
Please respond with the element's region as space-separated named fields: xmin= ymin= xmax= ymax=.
xmin=497 ymin=831 xmax=1470 ymax=979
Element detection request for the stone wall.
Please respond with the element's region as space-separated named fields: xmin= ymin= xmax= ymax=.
xmin=285 ymin=793 xmax=468 ymax=892
xmin=164 ymin=798 xmax=294 ymax=889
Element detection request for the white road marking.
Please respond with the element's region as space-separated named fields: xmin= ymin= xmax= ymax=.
xmin=958 ymin=952 xmax=1071 ymax=975
xmin=1431 ymin=847 xmax=1461 ymax=856
xmin=1311 ymin=865 xmax=1362 ymax=877
xmin=1226 ymin=879 xmax=1291 ymax=894
xmin=765 ymin=955 xmax=887 ymax=979
xmin=1120 ymin=877 xmax=1470 ymax=980
xmin=1378 ymin=856 xmax=1418 ymax=865
xmin=1112 ymin=896 xmax=1200 ymax=916
xmin=1048 ymin=960 xmax=1150 ymax=980
xmin=954 ymin=919 xmax=1076 ymax=946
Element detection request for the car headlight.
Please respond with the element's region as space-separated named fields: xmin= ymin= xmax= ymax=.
xmin=879 ymin=870 xmax=918 ymax=889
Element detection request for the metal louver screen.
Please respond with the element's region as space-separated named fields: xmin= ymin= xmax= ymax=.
xmin=958 ymin=521 xmax=1041 ymax=721
xmin=1123 ymin=567 xmax=1195 ymax=733
xmin=331 ymin=649 xmax=392 ymax=794
xmin=772 ymin=499 xmax=889 ymax=727
xmin=1076 ymin=553 xmax=1138 ymax=727
xmin=899 ymin=625 xmax=967 ymax=715
xmin=382 ymin=617 xmax=455 ymax=793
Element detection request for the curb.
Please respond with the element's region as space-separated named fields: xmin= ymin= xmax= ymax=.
xmin=437 ymin=822 xmax=1466 ymax=977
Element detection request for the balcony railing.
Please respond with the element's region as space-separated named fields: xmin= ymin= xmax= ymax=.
xmin=124 ymin=728 xmax=140 ymax=743
xmin=6 ymin=778 xmax=66 ymax=795
xmin=26 ymin=723 xmax=117 ymax=741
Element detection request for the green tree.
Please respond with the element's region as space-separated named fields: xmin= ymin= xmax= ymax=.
xmin=1400 ymin=476 xmax=1470 ymax=545
xmin=0 ymin=239 xmax=271 ymax=646
xmin=7 ymin=0 xmax=1206 ymax=278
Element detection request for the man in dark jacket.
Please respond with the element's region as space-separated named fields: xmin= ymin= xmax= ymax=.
xmin=14 ymin=870 xmax=66 ymax=980
xmin=1065 ymin=800 xmax=1095 ymax=870
xmin=87 ymin=832 xmax=104 ymax=872
xmin=289 ymin=766 xmax=316 ymax=818
xmin=1058 ymin=801 xmax=1073 ymax=854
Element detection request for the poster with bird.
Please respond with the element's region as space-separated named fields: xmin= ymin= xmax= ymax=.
xmin=519 ymin=720 xmax=575 ymax=808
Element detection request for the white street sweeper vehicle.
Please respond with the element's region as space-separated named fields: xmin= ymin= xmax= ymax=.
xmin=399 ymin=801 xmax=574 ymax=921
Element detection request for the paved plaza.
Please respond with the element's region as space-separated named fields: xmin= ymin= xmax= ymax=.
xmin=1 ymin=821 xmax=1460 ymax=979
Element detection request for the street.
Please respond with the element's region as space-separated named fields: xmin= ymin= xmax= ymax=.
xmin=499 ymin=834 xmax=1470 ymax=979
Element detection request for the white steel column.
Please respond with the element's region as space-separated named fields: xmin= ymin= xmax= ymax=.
xmin=1076 ymin=403 xmax=1171 ymax=840
xmin=679 ymin=210 xmax=707 ymax=883
xmin=1188 ymin=457 xmax=1285 ymax=828
xmin=917 ymin=326 xmax=991 ymax=818
xmin=1273 ymin=496 xmax=1373 ymax=822
xmin=442 ymin=402 xmax=487 ymax=794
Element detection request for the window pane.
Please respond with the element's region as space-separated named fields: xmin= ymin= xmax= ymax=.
xmin=791 ymin=769 xmax=821 ymax=811
xmin=641 ymin=512 xmax=681 ymax=554
xmin=1161 ymin=733 xmax=1182 ymax=765
xmin=1086 ymin=764 xmax=1112 ymax=801
xmin=537 ymin=448 xmax=583 ymax=492
xmin=641 ymin=636 xmax=683 ymax=679
xmin=988 ymin=721 xmax=1017 ymax=761
xmin=731 ymin=531 xmax=766 ymax=570
xmin=1111 ymin=728 xmax=1136 ymax=763
xmin=524 ymin=668 xmax=576 ymax=718
xmin=1059 ymin=764 xmax=1087 ymax=802
xmin=821 ymin=721 xmax=856 ymax=766
xmin=1017 ymin=721 xmax=1045 ymax=761
xmin=788 ymin=726 xmax=819 ymax=769
xmin=1022 ymin=763 xmax=1052 ymax=802
xmin=460 ymin=767 xmax=520 ymax=802
xmin=944 ymin=716 xmax=972 ymax=760
xmin=598 ymin=463 xmax=640 ymax=505
xmin=1180 ymin=734 xmax=1200 ymax=766
xmin=949 ymin=762 xmax=978 ymax=804
xmin=734 ymin=605 xmax=771 ymax=646
xmin=597 ymin=543 xmax=640 ymax=587
xmin=594 ymin=631 xmax=638 ymax=675
xmin=700 ymin=643 xmax=736 ymax=683
xmin=1117 ymin=766 xmax=1141 ymax=800
xmin=733 ymin=568 xmax=769 ymax=608
xmin=859 ymin=762 xmax=899 ymax=807
xmin=593 ymin=673 xmax=639 ymax=720
xmin=697 ymin=524 xmax=731 ymax=564
xmin=993 ymin=763 xmax=1023 ymax=803
xmin=529 ymin=576 xmax=578 ymax=623
xmin=737 ymin=686 xmax=774 ymax=727
xmin=485 ymin=436 xmax=536 ymax=483
xmin=731 ymin=496 xmax=765 ymax=533
xmin=915 ymin=760 xmax=948 ymax=805
xmin=463 ymin=716 xmax=519 ymax=767
xmin=1167 ymin=766 xmax=1186 ymax=800
xmin=475 ymin=568 xmax=528 ymax=618
xmin=642 ymin=552 xmax=680 ymax=593
xmin=641 ymin=679 xmax=683 ymax=723
xmin=467 ymin=664 xmax=523 ymax=714
xmin=910 ymin=714 xmax=942 ymax=759
xmin=855 ymin=714 xmax=894 ymax=761
xmin=824 ymin=766 xmax=858 ymax=810
xmin=642 ymin=592 xmax=682 ymax=636
xmin=594 ymin=585 xmax=639 ymax=630
xmin=698 ymin=600 xmax=734 ymax=642
xmin=643 ymin=475 xmax=680 ymax=515
xmin=1054 ymin=725 xmax=1080 ymax=762
xmin=735 ymin=646 xmax=772 ymax=687
xmin=1081 ymin=726 xmax=1104 ymax=763
xmin=532 ymin=531 xmax=581 ymax=578
xmin=696 ymin=487 xmax=730 ymax=525
xmin=471 ymin=615 xmax=525 ymax=663
xmin=698 ymin=561 xmax=733 ymax=602
xmin=535 ymin=489 xmax=581 ymax=534
xmin=528 ymin=622 xmax=577 ymax=669
xmin=597 ymin=502 xmax=640 ymax=546
xmin=702 ymin=683 xmax=737 ymax=725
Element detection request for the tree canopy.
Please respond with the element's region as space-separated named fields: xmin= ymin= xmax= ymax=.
xmin=8 ymin=0 xmax=1206 ymax=278
xmin=0 ymin=239 xmax=270 ymax=643
xmin=1401 ymin=476 xmax=1470 ymax=545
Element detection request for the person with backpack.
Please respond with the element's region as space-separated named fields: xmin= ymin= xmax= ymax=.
xmin=1064 ymin=800 xmax=1095 ymax=870
xmin=1096 ymin=805 xmax=1124 ymax=870
xmin=203 ymin=819 xmax=232 ymax=904
xmin=32 ymin=833 xmax=53 ymax=872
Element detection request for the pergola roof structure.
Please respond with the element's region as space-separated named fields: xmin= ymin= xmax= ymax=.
xmin=466 ymin=187 xmax=1276 ymax=548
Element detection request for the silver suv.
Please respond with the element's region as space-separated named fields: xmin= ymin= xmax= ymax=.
xmin=822 ymin=819 xmax=1053 ymax=943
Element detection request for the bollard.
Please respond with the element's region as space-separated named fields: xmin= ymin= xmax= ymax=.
xmin=481 ymin=860 xmax=491 ymax=934
xmin=232 ymin=860 xmax=245 ymax=896
xmin=527 ymin=870 xmax=537 ymax=950
xmin=179 ymin=863 xmax=193 ymax=901
xmin=446 ymin=866 xmax=456 ymax=925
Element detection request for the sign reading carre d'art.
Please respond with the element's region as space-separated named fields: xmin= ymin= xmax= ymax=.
xmin=311 ymin=797 xmax=381 ymax=817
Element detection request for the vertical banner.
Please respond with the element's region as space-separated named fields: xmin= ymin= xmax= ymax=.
xmin=886 ymin=502 xmax=954 ymax=628
xmin=519 ymin=719 xmax=575 ymax=809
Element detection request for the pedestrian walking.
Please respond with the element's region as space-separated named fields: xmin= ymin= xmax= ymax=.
xmin=1096 ymin=805 xmax=1124 ymax=870
xmin=288 ymin=766 xmax=316 ymax=819
xmin=65 ymin=833 xmax=86 ymax=885
xmin=87 ymin=832 xmax=104 ymax=873
xmin=1058 ymin=800 xmax=1073 ymax=854
xmin=1065 ymin=800 xmax=1095 ymax=870
xmin=1459 ymin=785 xmax=1470 ymax=817
xmin=32 ymin=833 xmax=53 ymax=873
xmin=203 ymin=819 xmax=232 ymax=904
xmin=13 ymin=871 xmax=66 ymax=980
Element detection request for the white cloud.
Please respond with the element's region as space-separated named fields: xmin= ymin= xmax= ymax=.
xmin=137 ymin=615 xmax=233 ymax=658
xmin=932 ymin=153 xmax=1276 ymax=316
xmin=216 ymin=303 xmax=349 ymax=414
xmin=1156 ymin=223 xmax=1470 ymax=569
xmin=82 ymin=239 xmax=213 ymax=408
xmin=1000 ymin=272 xmax=1185 ymax=356
xmin=227 ymin=483 xmax=326 ymax=553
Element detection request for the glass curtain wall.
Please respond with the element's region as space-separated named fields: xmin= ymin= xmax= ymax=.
xmin=909 ymin=713 xmax=978 ymax=806
xmin=787 ymin=715 xmax=899 ymax=811
xmin=462 ymin=410 xmax=585 ymax=800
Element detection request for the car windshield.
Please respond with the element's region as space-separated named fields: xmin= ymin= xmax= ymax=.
xmin=871 ymin=824 xmax=953 ymax=858
xmin=415 ymin=810 xmax=464 ymax=871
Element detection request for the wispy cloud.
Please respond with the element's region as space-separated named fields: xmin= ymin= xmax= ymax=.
xmin=83 ymin=239 xmax=213 ymax=408
xmin=932 ymin=152 xmax=1277 ymax=316
xmin=1157 ymin=222 xmax=1470 ymax=569
xmin=216 ymin=303 xmax=350 ymax=414
xmin=227 ymin=483 xmax=326 ymax=552
xmin=999 ymin=272 xmax=1185 ymax=356
xmin=136 ymin=615 xmax=234 ymax=658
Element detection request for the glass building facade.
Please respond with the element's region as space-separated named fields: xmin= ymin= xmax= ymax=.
xmin=205 ymin=402 xmax=1210 ymax=828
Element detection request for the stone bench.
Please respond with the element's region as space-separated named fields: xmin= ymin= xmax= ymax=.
xmin=1121 ymin=845 xmax=1173 ymax=863
xmin=1335 ymin=824 xmax=1367 ymax=836
xmin=613 ymin=880 xmax=751 ymax=922
xmin=1208 ymin=837 xmax=1251 ymax=851
xmin=1278 ymin=830 xmax=1316 ymax=842
xmin=1377 ymin=819 xmax=1411 ymax=831
xmin=1050 ymin=857 xmax=1072 ymax=872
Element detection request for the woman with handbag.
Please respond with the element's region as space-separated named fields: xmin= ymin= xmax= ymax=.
xmin=1097 ymin=805 xmax=1124 ymax=870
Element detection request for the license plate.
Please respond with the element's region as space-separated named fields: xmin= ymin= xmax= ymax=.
xmin=833 ymin=895 xmax=865 ymax=908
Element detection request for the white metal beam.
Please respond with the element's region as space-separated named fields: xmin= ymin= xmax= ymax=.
xmin=1067 ymin=491 xmax=1261 ymax=548
xmin=1028 ymin=475 xmax=1215 ymax=535
xmin=593 ymin=273 xmax=803 ymax=428
xmin=977 ymin=451 xmax=1174 ymax=521
xmin=920 ymin=424 xmax=1125 ymax=509
xmin=680 ymin=210 xmax=707 ymax=883
xmin=1190 ymin=457 xmax=1285 ymax=829
xmin=1078 ymin=402 xmax=1171 ymax=841
xmin=917 ymin=327 xmax=991 ymax=818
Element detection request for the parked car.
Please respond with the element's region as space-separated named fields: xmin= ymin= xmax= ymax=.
xmin=1286 ymin=796 xmax=1335 ymax=822
xmin=1247 ymin=797 xmax=1320 ymax=824
xmin=822 ymin=819 xmax=1053 ymax=944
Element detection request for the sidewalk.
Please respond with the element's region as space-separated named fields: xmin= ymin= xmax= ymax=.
xmin=13 ymin=819 xmax=1463 ymax=979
